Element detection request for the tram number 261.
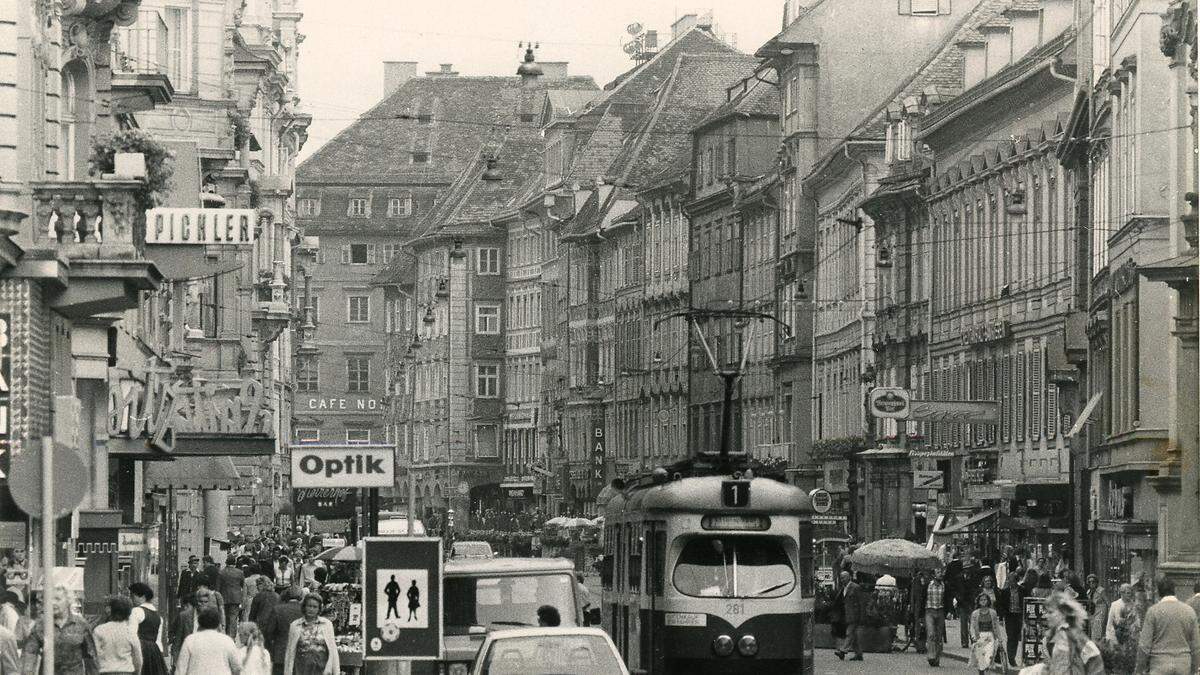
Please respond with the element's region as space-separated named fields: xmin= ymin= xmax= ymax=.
xmin=721 ymin=480 xmax=750 ymax=508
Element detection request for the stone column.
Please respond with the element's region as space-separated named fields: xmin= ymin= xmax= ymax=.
xmin=203 ymin=489 xmax=229 ymax=543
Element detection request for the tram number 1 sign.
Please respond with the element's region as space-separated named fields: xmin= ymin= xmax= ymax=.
xmin=721 ymin=481 xmax=750 ymax=507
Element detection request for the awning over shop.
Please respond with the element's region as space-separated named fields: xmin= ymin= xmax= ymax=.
xmin=932 ymin=508 xmax=999 ymax=537
xmin=144 ymin=456 xmax=246 ymax=491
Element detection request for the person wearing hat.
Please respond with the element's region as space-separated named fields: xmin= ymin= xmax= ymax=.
xmin=178 ymin=556 xmax=203 ymax=608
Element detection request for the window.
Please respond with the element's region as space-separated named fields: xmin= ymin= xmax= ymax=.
xmin=908 ymin=0 xmax=942 ymax=14
xmin=411 ymin=152 xmax=429 ymax=164
xmin=347 ymin=295 xmax=371 ymax=323
xmin=475 ymin=364 xmax=499 ymax=397
xmin=474 ymin=424 xmax=499 ymax=458
xmin=345 ymin=428 xmax=371 ymax=444
xmin=348 ymin=243 xmax=375 ymax=264
xmin=477 ymin=248 xmax=501 ymax=275
xmin=381 ymin=243 xmax=402 ymax=264
xmin=295 ymin=428 xmax=320 ymax=443
xmin=673 ymin=536 xmax=794 ymax=598
xmin=297 ymin=198 xmax=320 ymax=217
xmin=348 ymin=198 xmax=369 ymax=217
xmin=296 ymin=357 xmax=319 ymax=392
xmin=164 ymin=7 xmax=190 ymax=91
xmin=347 ymin=356 xmax=370 ymax=392
xmin=475 ymin=304 xmax=500 ymax=334
xmin=309 ymin=295 xmax=320 ymax=324
xmin=387 ymin=195 xmax=413 ymax=217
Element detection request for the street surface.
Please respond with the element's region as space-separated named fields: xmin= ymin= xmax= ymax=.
xmin=813 ymin=648 xmax=960 ymax=674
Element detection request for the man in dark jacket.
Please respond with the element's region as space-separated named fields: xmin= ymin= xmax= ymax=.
xmin=218 ymin=555 xmax=245 ymax=636
xmin=177 ymin=556 xmax=202 ymax=607
xmin=262 ymin=588 xmax=304 ymax=675
xmin=249 ymin=576 xmax=280 ymax=634
xmin=958 ymin=551 xmax=983 ymax=648
xmin=201 ymin=555 xmax=221 ymax=590
xmin=835 ymin=571 xmax=864 ymax=661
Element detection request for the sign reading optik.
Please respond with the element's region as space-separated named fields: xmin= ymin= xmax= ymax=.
xmin=290 ymin=445 xmax=395 ymax=488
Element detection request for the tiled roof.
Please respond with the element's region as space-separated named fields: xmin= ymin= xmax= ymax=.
xmin=297 ymin=74 xmax=597 ymax=185
xmin=563 ymin=27 xmax=749 ymax=187
xmin=694 ymin=75 xmax=780 ymax=132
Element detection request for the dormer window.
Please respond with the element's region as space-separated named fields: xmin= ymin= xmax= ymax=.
xmin=904 ymin=0 xmax=944 ymax=15
xmin=411 ymin=152 xmax=430 ymax=164
xmin=298 ymin=198 xmax=320 ymax=217
xmin=348 ymin=198 xmax=369 ymax=217
xmin=388 ymin=195 xmax=413 ymax=217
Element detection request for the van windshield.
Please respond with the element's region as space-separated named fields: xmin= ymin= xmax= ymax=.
xmin=445 ymin=573 xmax=577 ymax=629
xmin=673 ymin=536 xmax=795 ymax=598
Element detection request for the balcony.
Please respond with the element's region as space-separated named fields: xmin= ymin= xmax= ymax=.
xmin=109 ymin=9 xmax=174 ymax=112
xmin=29 ymin=179 xmax=162 ymax=318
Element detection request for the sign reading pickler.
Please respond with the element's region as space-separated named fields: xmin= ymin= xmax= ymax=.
xmin=290 ymin=445 xmax=395 ymax=488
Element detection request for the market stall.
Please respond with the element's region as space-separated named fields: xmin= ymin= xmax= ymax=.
xmin=315 ymin=546 xmax=364 ymax=672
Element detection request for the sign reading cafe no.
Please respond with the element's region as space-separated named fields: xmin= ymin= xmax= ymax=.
xmin=108 ymin=369 xmax=275 ymax=452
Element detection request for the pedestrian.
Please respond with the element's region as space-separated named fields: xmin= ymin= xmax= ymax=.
xmin=945 ymin=546 xmax=963 ymax=619
xmin=960 ymin=550 xmax=983 ymax=648
xmin=20 ymin=585 xmax=98 ymax=675
xmin=175 ymin=606 xmax=240 ymax=675
xmin=834 ymin=570 xmax=864 ymax=661
xmin=979 ymin=574 xmax=998 ymax=608
xmin=178 ymin=556 xmax=204 ymax=606
xmin=926 ymin=567 xmax=947 ymax=667
xmin=263 ymin=589 xmax=303 ymax=675
xmin=242 ymin=562 xmax=262 ymax=622
xmin=128 ymin=582 xmax=169 ymax=675
xmin=219 ymin=555 xmax=246 ymax=635
xmin=198 ymin=583 xmax=226 ymax=632
xmin=575 ymin=572 xmax=593 ymax=619
xmin=0 ymin=621 xmax=17 ymax=675
xmin=250 ymin=576 xmax=280 ymax=634
xmin=93 ymin=595 xmax=143 ymax=675
xmin=1035 ymin=570 xmax=1054 ymax=598
xmin=235 ymin=622 xmax=272 ymax=675
xmin=1084 ymin=574 xmax=1109 ymax=643
xmin=298 ymin=557 xmax=318 ymax=590
xmin=1006 ymin=568 xmax=1038 ymax=668
xmin=282 ymin=594 xmax=339 ymax=675
xmin=1188 ymin=579 xmax=1200 ymax=620
xmin=1135 ymin=575 xmax=1200 ymax=675
xmin=0 ymin=592 xmax=17 ymax=633
xmin=968 ymin=592 xmax=1006 ymax=674
xmin=1104 ymin=583 xmax=1135 ymax=644
xmin=910 ymin=571 xmax=928 ymax=653
xmin=202 ymin=555 xmax=221 ymax=591
xmin=1024 ymin=591 xmax=1103 ymax=675
xmin=275 ymin=556 xmax=295 ymax=592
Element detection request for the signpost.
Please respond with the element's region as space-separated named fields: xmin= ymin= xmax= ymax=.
xmin=290 ymin=445 xmax=396 ymax=489
xmin=362 ymin=537 xmax=442 ymax=661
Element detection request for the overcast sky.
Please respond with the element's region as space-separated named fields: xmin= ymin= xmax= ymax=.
xmin=297 ymin=0 xmax=787 ymax=160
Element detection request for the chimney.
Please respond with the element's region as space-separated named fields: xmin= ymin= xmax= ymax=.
xmin=540 ymin=61 xmax=569 ymax=80
xmin=383 ymin=61 xmax=417 ymax=96
xmin=671 ymin=13 xmax=698 ymax=39
xmin=426 ymin=63 xmax=459 ymax=77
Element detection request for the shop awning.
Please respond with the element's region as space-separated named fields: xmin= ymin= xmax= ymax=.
xmin=932 ymin=508 xmax=999 ymax=537
xmin=144 ymin=456 xmax=246 ymax=491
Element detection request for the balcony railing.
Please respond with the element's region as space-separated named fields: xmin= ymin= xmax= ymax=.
xmin=31 ymin=179 xmax=147 ymax=259
xmin=111 ymin=9 xmax=169 ymax=76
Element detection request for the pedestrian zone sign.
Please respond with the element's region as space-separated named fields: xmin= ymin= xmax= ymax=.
xmin=363 ymin=537 xmax=442 ymax=660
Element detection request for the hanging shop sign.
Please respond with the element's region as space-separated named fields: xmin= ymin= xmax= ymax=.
xmin=145 ymin=208 xmax=257 ymax=245
xmin=913 ymin=470 xmax=945 ymax=491
xmin=108 ymin=370 xmax=275 ymax=454
xmin=869 ymin=387 xmax=910 ymax=419
xmin=808 ymin=488 xmax=833 ymax=514
xmin=590 ymin=426 xmax=606 ymax=493
xmin=291 ymin=445 xmax=396 ymax=488
xmin=293 ymin=487 xmax=359 ymax=519
xmin=960 ymin=320 xmax=1011 ymax=346
xmin=0 ymin=314 xmax=9 ymax=482
xmin=905 ymin=400 xmax=1000 ymax=424
xmin=301 ymin=396 xmax=385 ymax=412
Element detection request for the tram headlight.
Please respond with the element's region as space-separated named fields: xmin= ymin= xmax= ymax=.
xmin=712 ymin=634 xmax=735 ymax=657
xmin=737 ymin=634 xmax=759 ymax=656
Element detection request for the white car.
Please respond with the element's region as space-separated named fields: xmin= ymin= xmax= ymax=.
xmin=471 ymin=627 xmax=628 ymax=675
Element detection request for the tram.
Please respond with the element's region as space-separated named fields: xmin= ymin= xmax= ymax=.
xmin=600 ymin=453 xmax=816 ymax=675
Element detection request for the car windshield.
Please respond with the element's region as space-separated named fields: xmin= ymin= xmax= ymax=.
xmin=454 ymin=542 xmax=491 ymax=557
xmin=445 ymin=573 xmax=576 ymax=629
xmin=480 ymin=634 xmax=622 ymax=675
xmin=672 ymin=536 xmax=795 ymax=598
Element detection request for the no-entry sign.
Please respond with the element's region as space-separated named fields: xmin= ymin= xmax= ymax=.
xmin=363 ymin=537 xmax=442 ymax=661
xmin=290 ymin=444 xmax=395 ymax=488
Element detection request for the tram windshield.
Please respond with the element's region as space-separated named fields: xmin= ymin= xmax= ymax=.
xmin=672 ymin=536 xmax=795 ymax=598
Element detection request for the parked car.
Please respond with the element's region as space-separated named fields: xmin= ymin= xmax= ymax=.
xmin=471 ymin=627 xmax=628 ymax=675
xmin=451 ymin=540 xmax=494 ymax=559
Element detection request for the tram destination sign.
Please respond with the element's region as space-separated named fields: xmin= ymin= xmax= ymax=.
xmin=721 ymin=480 xmax=750 ymax=508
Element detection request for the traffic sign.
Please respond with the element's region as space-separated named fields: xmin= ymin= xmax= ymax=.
xmin=869 ymin=387 xmax=910 ymax=418
xmin=363 ymin=537 xmax=442 ymax=661
xmin=914 ymin=470 xmax=945 ymax=490
xmin=10 ymin=438 xmax=88 ymax=520
xmin=291 ymin=445 xmax=395 ymax=488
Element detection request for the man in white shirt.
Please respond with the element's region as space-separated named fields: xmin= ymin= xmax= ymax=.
xmin=1105 ymin=582 xmax=1134 ymax=643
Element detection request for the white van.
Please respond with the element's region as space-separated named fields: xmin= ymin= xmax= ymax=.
xmin=377 ymin=516 xmax=425 ymax=536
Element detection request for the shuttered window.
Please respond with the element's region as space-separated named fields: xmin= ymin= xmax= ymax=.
xmin=1015 ymin=352 xmax=1026 ymax=442
xmin=1030 ymin=347 xmax=1043 ymax=441
xmin=986 ymin=357 xmax=997 ymax=446
xmin=1047 ymin=380 xmax=1059 ymax=440
xmin=1001 ymin=354 xmax=1012 ymax=444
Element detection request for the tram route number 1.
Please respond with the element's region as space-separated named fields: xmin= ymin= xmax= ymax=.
xmin=721 ymin=480 xmax=750 ymax=508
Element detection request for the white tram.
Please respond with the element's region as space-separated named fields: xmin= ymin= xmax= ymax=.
xmin=601 ymin=466 xmax=816 ymax=675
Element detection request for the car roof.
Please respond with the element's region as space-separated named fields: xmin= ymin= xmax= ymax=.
xmin=454 ymin=541 xmax=491 ymax=548
xmin=485 ymin=627 xmax=613 ymax=640
xmin=444 ymin=557 xmax=574 ymax=576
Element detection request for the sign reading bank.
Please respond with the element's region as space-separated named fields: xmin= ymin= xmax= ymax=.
xmin=291 ymin=445 xmax=395 ymax=488
xmin=146 ymin=208 xmax=257 ymax=245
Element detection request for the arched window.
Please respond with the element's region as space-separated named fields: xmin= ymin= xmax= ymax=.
xmin=59 ymin=59 xmax=92 ymax=180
